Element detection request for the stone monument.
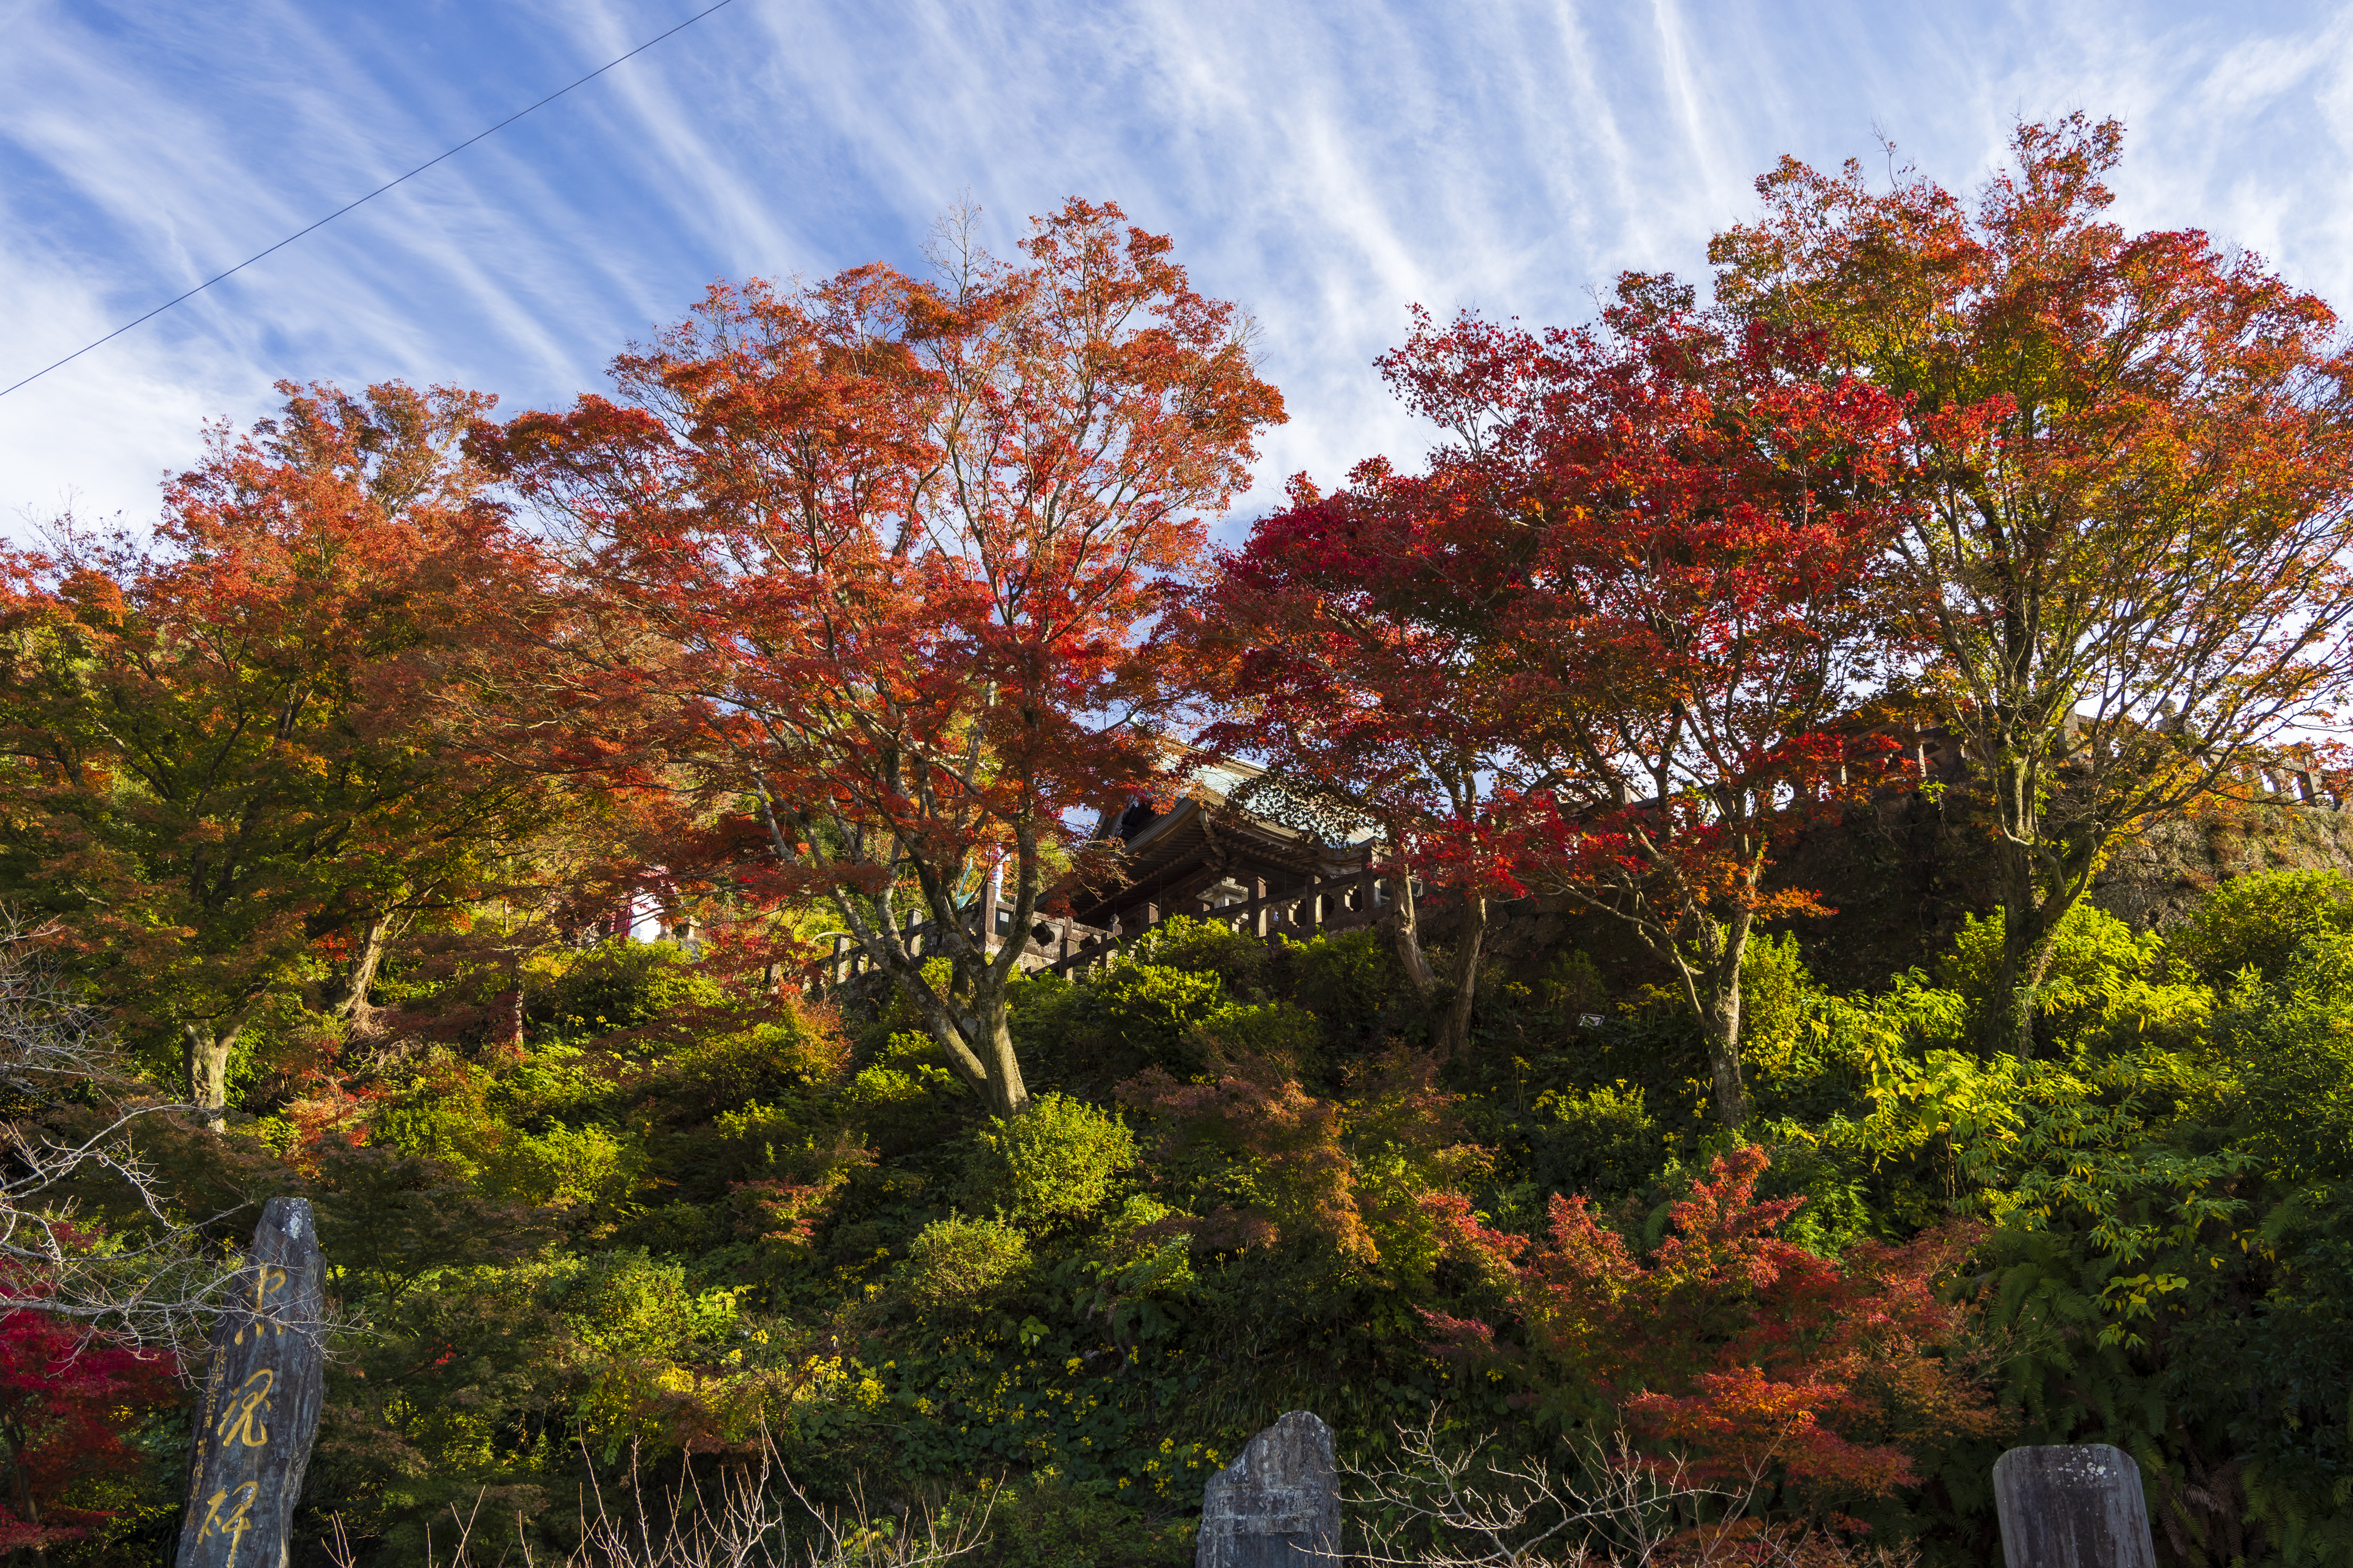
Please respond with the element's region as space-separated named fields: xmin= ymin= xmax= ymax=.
xmin=1993 ymin=1444 xmax=2158 ymax=1568
xmin=1196 ymin=1410 xmax=1341 ymax=1567
xmin=176 ymin=1197 xmax=329 ymax=1568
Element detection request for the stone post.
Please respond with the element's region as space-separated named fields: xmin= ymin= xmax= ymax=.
xmin=1992 ymin=1444 xmax=2157 ymax=1568
xmin=177 ymin=1197 xmax=329 ymax=1568
xmin=1196 ymin=1410 xmax=1340 ymax=1567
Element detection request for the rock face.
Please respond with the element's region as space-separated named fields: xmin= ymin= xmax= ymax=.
xmin=1196 ymin=1410 xmax=1341 ymax=1567
xmin=1993 ymin=1444 xmax=2158 ymax=1568
xmin=176 ymin=1197 xmax=329 ymax=1568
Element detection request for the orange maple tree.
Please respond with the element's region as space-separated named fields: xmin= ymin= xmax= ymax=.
xmin=479 ymin=201 xmax=1284 ymax=1117
xmin=1424 ymin=1146 xmax=1992 ymax=1516
xmin=0 ymin=382 xmax=556 ymax=1122
xmin=1711 ymin=114 xmax=2353 ymax=1057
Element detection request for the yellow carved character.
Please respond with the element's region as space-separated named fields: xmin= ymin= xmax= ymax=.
xmin=215 ymin=1368 xmax=274 ymax=1448
xmin=198 ymin=1480 xmax=259 ymax=1568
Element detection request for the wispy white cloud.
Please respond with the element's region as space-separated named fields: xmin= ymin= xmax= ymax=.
xmin=6 ymin=0 xmax=2352 ymax=543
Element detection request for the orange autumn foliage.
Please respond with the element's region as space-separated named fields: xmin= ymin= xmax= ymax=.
xmin=1121 ymin=1046 xmax=1486 ymax=1277
xmin=1424 ymin=1145 xmax=1992 ymax=1507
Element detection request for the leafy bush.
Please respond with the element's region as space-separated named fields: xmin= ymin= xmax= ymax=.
xmin=1198 ymin=998 xmax=1324 ymax=1077
xmin=949 ymin=1469 xmax=1196 ymax=1568
xmin=1424 ymin=1145 xmax=1994 ymax=1512
xmin=2216 ymin=930 xmax=2353 ymax=1179
xmin=1075 ymin=961 xmax=1227 ymax=1078
xmin=486 ymin=1120 xmax=641 ymax=1213
xmin=534 ymin=940 xmax=725 ymax=1037
xmin=1522 ymin=1082 xmax=1663 ymax=1198
xmin=2175 ymin=868 xmax=2353 ymax=988
xmin=1066 ymin=1193 xmax=1199 ymax=1343
xmin=894 ymin=1213 xmax=1032 ymax=1312
xmin=1131 ymin=914 xmax=1272 ymax=998
xmin=1285 ymin=927 xmax=1407 ymax=1051
xmin=1738 ymin=929 xmax=1823 ymax=1080
xmin=842 ymin=1030 xmax=973 ymax=1155
xmin=1939 ymin=903 xmax=2208 ymax=1056
xmin=963 ymin=1091 xmax=1136 ymax=1226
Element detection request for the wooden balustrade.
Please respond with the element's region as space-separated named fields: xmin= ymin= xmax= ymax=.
xmin=816 ymin=862 xmax=1397 ymax=990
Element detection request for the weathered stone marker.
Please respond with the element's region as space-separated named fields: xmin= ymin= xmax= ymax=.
xmin=176 ymin=1197 xmax=328 ymax=1568
xmin=1994 ymin=1444 xmax=2158 ymax=1568
xmin=1196 ymin=1410 xmax=1341 ymax=1567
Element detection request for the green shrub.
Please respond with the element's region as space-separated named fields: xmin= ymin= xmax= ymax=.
xmin=843 ymin=1031 xmax=972 ymax=1155
xmin=1523 ymin=1082 xmax=1664 ymax=1197
xmin=548 ymin=1247 xmax=742 ymax=1361
xmin=949 ymin=1469 xmax=1195 ymax=1568
xmin=534 ymin=940 xmax=725 ymax=1037
xmin=1131 ymin=914 xmax=1272 ymax=997
xmin=1075 ymin=962 xmax=1226 ymax=1078
xmin=964 ymin=1092 xmax=1136 ymax=1225
xmin=665 ymin=1010 xmax=847 ymax=1109
xmin=1938 ymin=903 xmax=2209 ymax=1055
xmin=1199 ymin=998 xmax=1324 ymax=1077
xmin=1536 ymin=949 xmax=1609 ymax=1018
xmin=1287 ymin=927 xmax=1405 ymax=1050
xmin=2176 ymin=868 xmax=2353 ymax=988
xmin=485 ymin=1120 xmax=641 ymax=1212
xmin=894 ymin=1213 xmax=1032 ymax=1311
xmin=1739 ymin=930 xmax=1823 ymax=1081
xmin=2216 ymin=930 xmax=2353 ymax=1179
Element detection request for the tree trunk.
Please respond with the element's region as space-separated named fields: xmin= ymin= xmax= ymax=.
xmin=1381 ymin=865 xmax=1438 ymax=997
xmin=183 ymin=1019 xmax=244 ymax=1132
xmin=1984 ymin=839 xmax=2069 ymax=1061
xmin=978 ymin=997 xmax=1031 ymax=1120
xmin=494 ymin=983 xmax=527 ymax=1060
xmin=1685 ymin=904 xmax=1754 ymax=1129
xmin=328 ymin=915 xmax=391 ymax=1027
xmin=4 ymin=1415 xmax=44 ymax=1566
xmin=1434 ymin=894 xmax=1487 ymax=1057
xmin=1698 ymin=982 xmax=1749 ymax=1129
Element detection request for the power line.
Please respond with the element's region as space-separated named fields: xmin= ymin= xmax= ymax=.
xmin=0 ymin=0 xmax=744 ymax=401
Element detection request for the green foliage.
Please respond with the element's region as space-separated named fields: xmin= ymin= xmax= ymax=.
xmin=1521 ymin=1082 xmax=1664 ymax=1198
xmin=1131 ymin=915 xmax=1272 ymax=998
xmin=532 ymin=940 xmax=726 ymax=1038
xmin=2217 ymin=931 xmax=2353 ymax=1179
xmin=1940 ymin=903 xmax=2210 ymax=1056
xmin=949 ymin=1470 xmax=1196 ymax=1567
xmin=1738 ymin=929 xmax=1821 ymax=1079
xmin=964 ymin=1092 xmax=1138 ymax=1227
xmin=2175 ymin=868 xmax=2353 ymax=989
xmin=1066 ymin=1194 xmax=1200 ymax=1344
xmin=894 ymin=1213 xmax=1034 ymax=1312
xmin=1535 ymin=948 xmax=1609 ymax=1018
xmin=844 ymin=1030 xmax=974 ymax=1155
xmin=1073 ymin=961 xmax=1227 ymax=1079
xmin=1284 ymin=926 xmax=1408 ymax=1052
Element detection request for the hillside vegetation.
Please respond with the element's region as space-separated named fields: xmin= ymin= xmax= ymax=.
xmin=6 ymin=116 xmax=2353 ymax=1567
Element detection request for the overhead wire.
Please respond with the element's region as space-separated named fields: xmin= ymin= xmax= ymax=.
xmin=0 ymin=0 xmax=744 ymax=400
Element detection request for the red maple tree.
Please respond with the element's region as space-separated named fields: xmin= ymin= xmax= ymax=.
xmin=1199 ymin=281 xmax=1909 ymax=1106
xmin=0 ymin=1297 xmax=178 ymax=1553
xmin=1190 ymin=456 xmax=1535 ymax=1056
xmin=1377 ymin=279 xmax=1915 ymax=1123
xmin=1424 ymin=1146 xmax=1991 ymax=1514
xmin=480 ymin=201 xmax=1284 ymax=1117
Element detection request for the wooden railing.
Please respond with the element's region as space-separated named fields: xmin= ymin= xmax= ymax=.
xmin=816 ymin=860 xmax=1398 ymax=989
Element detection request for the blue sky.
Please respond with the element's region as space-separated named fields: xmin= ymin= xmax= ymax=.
xmin=4 ymin=1 xmax=2350 ymax=544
